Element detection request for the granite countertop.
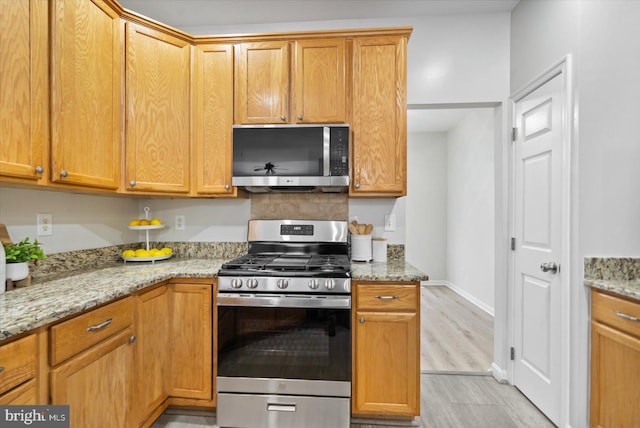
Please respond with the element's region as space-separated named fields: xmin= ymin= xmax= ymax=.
xmin=584 ymin=257 xmax=640 ymax=302
xmin=0 ymin=257 xmax=428 ymax=342
xmin=584 ymin=279 xmax=640 ymax=302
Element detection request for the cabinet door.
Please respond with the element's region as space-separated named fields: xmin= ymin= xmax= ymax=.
xmin=353 ymin=311 xmax=419 ymax=416
xmin=50 ymin=0 xmax=121 ymax=190
xmin=125 ymin=23 xmax=190 ymax=194
xmin=292 ymin=39 xmax=346 ymax=124
xmin=234 ymin=41 xmax=289 ymax=124
xmin=0 ymin=379 xmax=37 ymax=405
xmin=134 ymin=285 xmax=169 ymax=425
xmin=169 ymin=283 xmax=213 ymax=399
xmin=50 ymin=329 xmax=135 ymax=428
xmin=192 ymin=44 xmax=235 ymax=195
xmin=351 ymin=36 xmax=407 ymax=196
xmin=590 ymin=321 xmax=640 ymax=427
xmin=0 ymin=0 xmax=47 ymax=183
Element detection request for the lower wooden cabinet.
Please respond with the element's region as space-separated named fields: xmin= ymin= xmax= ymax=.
xmin=353 ymin=282 xmax=420 ymax=417
xmin=0 ymin=379 xmax=38 ymax=405
xmin=50 ymin=328 xmax=135 ymax=427
xmin=590 ymin=289 xmax=640 ymax=427
xmin=169 ymin=282 xmax=213 ymax=400
xmin=134 ymin=285 xmax=170 ymax=425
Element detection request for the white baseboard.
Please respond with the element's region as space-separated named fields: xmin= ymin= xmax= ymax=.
xmin=422 ymin=280 xmax=495 ymax=317
xmin=491 ymin=362 xmax=508 ymax=383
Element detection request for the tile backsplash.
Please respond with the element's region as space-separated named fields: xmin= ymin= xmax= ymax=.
xmin=250 ymin=193 xmax=349 ymax=220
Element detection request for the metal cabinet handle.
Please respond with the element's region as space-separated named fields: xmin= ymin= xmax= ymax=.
xmin=540 ymin=262 xmax=558 ymax=274
xmin=60 ymin=170 xmax=68 ymax=178
xmin=375 ymin=295 xmax=399 ymax=300
xmin=35 ymin=165 xmax=44 ymax=174
xmin=87 ymin=318 xmax=112 ymax=332
xmin=225 ymin=184 xmax=230 ymax=190
xmin=297 ymin=114 xmax=303 ymax=120
xmin=355 ymin=183 xmax=360 ymax=189
xmin=0 ymin=367 xmax=4 ymax=374
xmin=280 ymin=115 xmax=286 ymax=121
xmin=129 ymin=180 xmax=136 ymax=187
xmin=267 ymin=403 xmax=296 ymax=412
xmin=359 ymin=317 xmax=365 ymax=324
xmin=615 ymin=311 xmax=640 ymax=322
xmin=128 ymin=335 xmax=136 ymax=343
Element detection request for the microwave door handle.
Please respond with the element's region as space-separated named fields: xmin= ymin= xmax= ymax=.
xmin=323 ymin=126 xmax=331 ymax=176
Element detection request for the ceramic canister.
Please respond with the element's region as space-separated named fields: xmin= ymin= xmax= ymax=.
xmin=351 ymin=234 xmax=372 ymax=262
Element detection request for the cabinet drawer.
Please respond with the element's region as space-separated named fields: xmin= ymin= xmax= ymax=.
xmin=357 ymin=284 xmax=418 ymax=312
xmin=0 ymin=334 xmax=37 ymax=395
xmin=592 ymin=290 xmax=640 ymax=338
xmin=50 ymin=297 xmax=133 ymax=366
xmin=0 ymin=379 xmax=38 ymax=405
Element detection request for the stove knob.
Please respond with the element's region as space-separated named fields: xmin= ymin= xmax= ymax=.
xmin=277 ymin=279 xmax=289 ymax=289
xmin=231 ymin=278 xmax=243 ymax=289
xmin=308 ymin=279 xmax=320 ymax=290
xmin=325 ymin=279 xmax=335 ymax=290
xmin=247 ymin=278 xmax=259 ymax=289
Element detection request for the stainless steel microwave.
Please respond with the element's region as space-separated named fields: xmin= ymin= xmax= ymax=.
xmin=232 ymin=124 xmax=349 ymax=193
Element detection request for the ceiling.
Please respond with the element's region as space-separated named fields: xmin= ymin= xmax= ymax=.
xmin=118 ymin=0 xmax=515 ymax=133
xmin=119 ymin=1 xmax=519 ymax=29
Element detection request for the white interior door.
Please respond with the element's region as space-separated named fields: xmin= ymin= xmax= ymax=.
xmin=512 ymin=72 xmax=563 ymax=425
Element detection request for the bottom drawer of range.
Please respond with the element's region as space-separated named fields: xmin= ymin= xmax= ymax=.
xmin=217 ymin=393 xmax=350 ymax=428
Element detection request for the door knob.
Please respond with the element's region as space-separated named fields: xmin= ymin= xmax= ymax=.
xmin=540 ymin=262 xmax=558 ymax=274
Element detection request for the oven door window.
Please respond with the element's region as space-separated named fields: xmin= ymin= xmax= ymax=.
xmin=217 ymin=306 xmax=350 ymax=382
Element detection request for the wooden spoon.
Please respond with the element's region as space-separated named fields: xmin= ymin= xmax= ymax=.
xmin=358 ymin=224 xmax=366 ymax=235
xmin=364 ymin=224 xmax=373 ymax=235
xmin=348 ymin=223 xmax=358 ymax=235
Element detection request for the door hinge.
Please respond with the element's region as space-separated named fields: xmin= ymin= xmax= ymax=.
xmin=510 ymin=237 xmax=516 ymax=251
xmin=512 ymin=127 xmax=518 ymax=142
xmin=510 ymin=347 xmax=515 ymax=360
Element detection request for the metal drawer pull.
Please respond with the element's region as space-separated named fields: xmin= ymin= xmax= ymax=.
xmin=375 ymin=295 xmax=399 ymax=300
xmin=267 ymin=403 xmax=296 ymax=412
xmin=615 ymin=311 xmax=640 ymax=322
xmin=0 ymin=367 xmax=4 ymax=374
xmin=87 ymin=318 xmax=113 ymax=332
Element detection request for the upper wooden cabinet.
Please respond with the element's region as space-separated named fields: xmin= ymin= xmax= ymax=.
xmin=125 ymin=22 xmax=191 ymax=194
xmin=351 ymin=36 xmax=408 ymax=197
xmin=0 ymin=0 xmax=48 ymax=183
xmin=50 ymin=0 xmax=121 ymax=190
xmin=234 ymin=38 xmax=346 ymax=124
xmin=292 ymin=39 xmax=346 ymax=123
xmin=234 ymin=41 xmax=290 ymax=124
xmin=192 ymin=43 xmax=235 ymax=196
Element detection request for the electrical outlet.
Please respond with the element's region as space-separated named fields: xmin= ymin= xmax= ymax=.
xmin=384 ymin=214 xmax=396 ymax=232
xmin=37 ymin=213 xmax=53 ymax=236
xmin=175 ymin=215 xmax=185 ymax=231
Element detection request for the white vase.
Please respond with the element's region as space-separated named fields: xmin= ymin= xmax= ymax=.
xmin=6 ymin=262 xmax=29 ymax=282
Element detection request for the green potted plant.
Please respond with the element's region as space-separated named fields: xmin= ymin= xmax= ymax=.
xmin=2 ymin=237 xmax=46 ymax=281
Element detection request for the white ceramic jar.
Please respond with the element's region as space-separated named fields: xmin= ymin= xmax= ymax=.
xmin=351 ymin=234 xmax=372 ymax=262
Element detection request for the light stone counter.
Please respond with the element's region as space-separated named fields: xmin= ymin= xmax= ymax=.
xmin=350 ymin=259 xmax=429 ymax=282
xmin=584 ymin=257 xmax=640 ymax=302
xmin=0 ymin=258 xmax=224 ymax=342
xmin=1 ymin=256 xmax=428 ymax=342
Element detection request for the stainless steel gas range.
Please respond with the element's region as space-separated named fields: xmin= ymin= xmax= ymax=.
xmin=216 ymin=220 xmax=351 ymax=428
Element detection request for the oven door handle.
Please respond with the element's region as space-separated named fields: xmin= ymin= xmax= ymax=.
xmin=216 ymin=293 xmax=351 ymax=309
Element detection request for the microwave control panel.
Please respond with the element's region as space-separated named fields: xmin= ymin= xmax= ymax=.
xmin=330 ymin=127 xmax=349 ymax=176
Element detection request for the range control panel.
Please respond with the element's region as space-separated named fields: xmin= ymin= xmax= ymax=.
xmin=280 ymin=224 xmax=314 ymax=236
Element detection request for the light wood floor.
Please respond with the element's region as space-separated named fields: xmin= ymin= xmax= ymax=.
xmin=421 ymin=285 xmax=493 ymax=373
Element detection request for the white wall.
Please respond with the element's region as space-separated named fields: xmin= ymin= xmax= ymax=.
xmin=446 ymin=109 xmax=495 ymax=313
xmin=0 ymin=187 xmax=139 ymax=254
xmin=510 ymin=1 xmax=640 ymax=426
xmin=137 ymin=198 xmax=250 ymax=242
xmin=405 ymin=132 xmax=447 ymax=280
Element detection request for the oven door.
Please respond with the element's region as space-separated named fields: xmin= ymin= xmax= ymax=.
xmin=216 ymin=293 xmax=351 ymax=397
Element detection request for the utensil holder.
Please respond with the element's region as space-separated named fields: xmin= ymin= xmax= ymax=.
xmin=351 ymin=234 xmax=372 ymax=262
